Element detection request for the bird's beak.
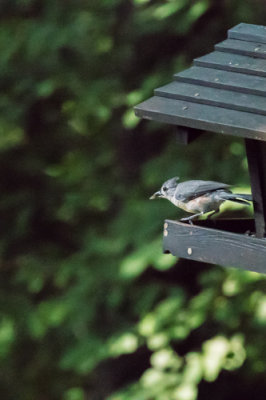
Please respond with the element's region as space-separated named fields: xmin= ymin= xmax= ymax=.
xmin=149 ymin=190 xmax=162 ymax=200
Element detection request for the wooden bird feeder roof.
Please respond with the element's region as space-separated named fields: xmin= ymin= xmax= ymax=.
xmin=135 ymin=23 xmax=266 ymax=141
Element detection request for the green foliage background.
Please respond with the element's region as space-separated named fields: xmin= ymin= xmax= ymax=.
xmin=0 ymin=1 xmax=266 ymax=399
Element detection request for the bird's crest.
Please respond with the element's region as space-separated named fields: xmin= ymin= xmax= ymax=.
xmin=163 ymin=176 xmax=180 ymax=188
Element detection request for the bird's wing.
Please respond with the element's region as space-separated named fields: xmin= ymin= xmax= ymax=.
xmin=175 ymin=180 xmax=231 ymax=202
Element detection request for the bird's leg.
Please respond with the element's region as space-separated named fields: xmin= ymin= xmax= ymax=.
xmin=180 ymin=212 xmax=204 ymax=225
xmin=207 ymin=208 xmax=220 ymax=219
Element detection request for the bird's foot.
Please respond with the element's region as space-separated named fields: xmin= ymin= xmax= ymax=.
xmin=180 ymin=216 xmax=194 ymax=224
xmin=180 ymin=212 xmax=204 ymax=224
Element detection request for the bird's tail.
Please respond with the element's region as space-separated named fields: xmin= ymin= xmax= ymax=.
xmin=219 ymin=191 xmax=252 ymax=205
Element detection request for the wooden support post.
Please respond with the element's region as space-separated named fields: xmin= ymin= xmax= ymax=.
xmin=176 ymin=126 xmax=203 ymax=145
xmin=245 ymin=139 xmax=266 ymax=238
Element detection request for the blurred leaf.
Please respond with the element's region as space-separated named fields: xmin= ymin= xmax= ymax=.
xmin=63 ymin=388 xmax=85 ymax=400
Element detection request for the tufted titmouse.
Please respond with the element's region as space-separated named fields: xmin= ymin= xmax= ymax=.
xmin=150 ymin=177 xmax=252 ymax=223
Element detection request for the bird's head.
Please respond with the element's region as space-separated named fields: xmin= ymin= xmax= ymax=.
xmin=150 ymin=177 xmax=179 ymax=200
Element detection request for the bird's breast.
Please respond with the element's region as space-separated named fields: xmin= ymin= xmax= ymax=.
xmin=171 ymin=195 xmax=223 ymax=213
xmin=171 ymin=197 xmax=198 ymax=213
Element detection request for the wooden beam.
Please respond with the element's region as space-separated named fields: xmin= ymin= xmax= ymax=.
xmin=215 ymin=39 xmax=266 ymax=60
xmin=245 ymin=139 xmax=266 ymax=238
xmin=175 ymin=66 xmax=266 ymax=97
xmin=134 ymin=96 xmax=266 ymax=140
xmin=228 ymin=23 xmax=266 ymax=45
xmin=155 ymin=81 xmax=266 ymax=116
xmin=163 ymin=219 xmax=266 ymax=273
xmin=194 ymin=51 xmax=266 ymax=78
xmin=175 ymin=126 xmax=203 ymax=145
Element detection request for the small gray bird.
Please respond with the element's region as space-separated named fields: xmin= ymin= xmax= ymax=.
xmin=150 ymin=177 xmax=252 ymax=223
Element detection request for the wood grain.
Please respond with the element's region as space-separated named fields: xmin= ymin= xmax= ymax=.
xmin=194 ymin=51 xmax=266 ymax=77
xmin=245 ymin=139 xmax=266 ymax=237
xmin=163 ymin=219 xmax=266 ymax=273
xmin=228 ymin=23 xmax=266 ymax=44
xmin=134 ymin=96 xmax=266 ymax=140
xmin=175 ymin=66 xmax=266 ymax=97
xmin=155 ymin=81 xmax=266 ymax=116
xmin=175 ymin=126 xmax=203 ymax=145
xmin=216 ymin=39 xmax=266 ymax=59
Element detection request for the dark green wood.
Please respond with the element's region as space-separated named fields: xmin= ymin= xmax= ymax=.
xmin=155 ymin=81 xmax=266 ymax=116
xmin=134 ymin=96 xmax=266 ymax=140
xmin=175 ymin=66 xmax=266 ymax=97
xmin=194 ymin=51 xmax=266 ymax=77
xmin=163 ymin=219 xmax=266 ymax=273
xmin=245 ymin=139 xmax=266 ymax=238
xmin=192 ymin=218 xmax=255 ymax=233
xmin=216 ymin=39 xmax=266 ymax=59
xmin=228 ymin=23 xmax=266 ymax=44
xmin=176 ymin=126 xmax=203 ymax=145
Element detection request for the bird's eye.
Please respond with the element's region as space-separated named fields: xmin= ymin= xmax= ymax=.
xmin=163 ymin=186 xmax=168 ymax=191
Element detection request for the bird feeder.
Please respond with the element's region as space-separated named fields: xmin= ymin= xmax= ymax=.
xmin=134 ymin=23 xmax=266 ymax=274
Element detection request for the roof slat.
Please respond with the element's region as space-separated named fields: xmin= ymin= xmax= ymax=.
xmin=194 ymin=51 xmax=266 ymax=77
xmin=228 ymin=23 xmax=266 ymax=44
xmin=135 ymin=23 xmax=266 ymax=141
xmin=215 ymin=39 xmax=266 ymax=59
xmin=155 ymin=81 xmax=266 ymax=116
xmin=134 ymin=96 xmax=266 ymax=140
xmin=174 ymin=66 xmax=266 ymax=96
